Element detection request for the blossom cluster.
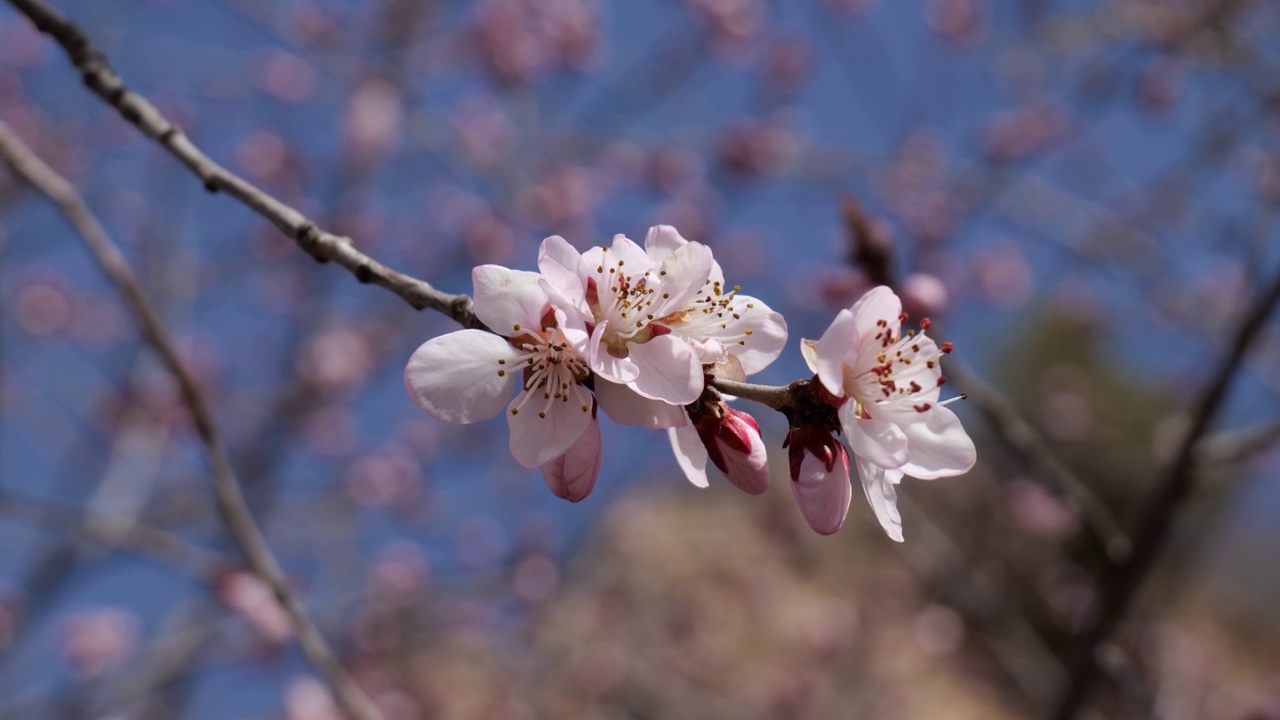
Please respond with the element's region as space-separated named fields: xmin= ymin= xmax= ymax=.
xmin=404 ymin=226 xmax=975 ymax=539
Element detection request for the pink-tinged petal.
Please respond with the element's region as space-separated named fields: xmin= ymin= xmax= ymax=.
xmin=855 ymin=454 xmax=905 ymax=542
xmin=404 ymin=330 xmax=518 ymax=423
xmin=816 ymin=309 xmax=857 ymax=397
xmin=506 ymin=383 xmax=594 ymax=468
xmin=471 ymin=266 xmax=549 ymax=335
xmin=651 ymin=241 xmax=715 ymax=316
xmin=789 ymin=433 xmax=853 ymax=535
xmin=850 ymin=285 xmax=903 ymax=341
xmin=541 ymin=415 xmax=602 ymax=502
xmin=586 ymin=320 xmax=640 ymax=384
xmin=667 ymin=421 xmax=709 ymax=488
xmin=799 ymin=338 xmax=819 ymax=374
xmin=879 ymin=404 xmax=977 ymax=479
xmin=731 ymin=298 xmax=787 ymax=375
xmin=606 ymin=233 xmax=656 ymax=271
xmin=840 ymin=402 xmax=910 ymax=469
xmin=537 ymin=235 xmax=590 ymax=317
xmin=642 ymin=224 xmax=687 ymax=262
xmin=712 ymin=355 xmax=746 ymax=383
xmin=626 ymin=334 xmax=703 ymax=404
xmin=595 ymin=378 xmax=686 ymax=428
xmin=715 ymin=409 xmax=769 ymax=495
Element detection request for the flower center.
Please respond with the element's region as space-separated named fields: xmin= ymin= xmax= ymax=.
xmin=855 ymin=316 xmax=953 ymax=412
xmin=501 ymin=325 xmax=592 ymax=419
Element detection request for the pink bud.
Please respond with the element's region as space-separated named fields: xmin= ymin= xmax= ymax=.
xmin=699 ymin=406 xmax=769 ymax=495
xmin=785 ymin=428 xmax=853 ymax=535
xmin=540 ymin=415 xmax=602 ymax=502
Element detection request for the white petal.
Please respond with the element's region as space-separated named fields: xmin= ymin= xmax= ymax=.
xmin=472 ymin=265 xmax=549 ymax=335
xmin=507 ymin=383 xmax=594 ymax=468
xmin=626 ymin=334 xmax=703 ymax=405
xmin=404 ymin=330 xmax=518 ymax=423
xmin=667 ymin=422 xmax=709 ymax=488
xmin=595 ymin=378 xmax=686 ymax=428
xmin=651 ymin=241 xmax=715 ymax=316
xmin=537 ymin=235 xmax=590 ymax=318
xmin=541 ymin=416 xmax=602 ymax=502
xmin=585 ymin=320 xmax=640 ymax=384
xmin=881 ymin=404 xmax=977 ymax=479
xmin=672 ymin=293 xmax=787 ymax=376
xmin=643 ymin=224 xmax=687 ymax=262
xmin=855 ymin=454 xmax=905 ymax=541
xmin=607 ymin=233 xmax=657 ymax=272
xmin=799 ymin=338 xmax=819 ymax=374
xmin=840 ymin=402 xmax=909 ymax=469
xmin=850 ymin=285 xmax=903 ymax=341
xmin=816 ymin=309 xmax=857 ymax=397
xmin=712 ymin=355 xmax=747 ymax=383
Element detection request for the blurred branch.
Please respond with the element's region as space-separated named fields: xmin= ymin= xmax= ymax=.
xmin=0 ymin=120 xmax=384 ymax=720
xmin=5 ymin=0 xmax=478 ymax=329
xmin=0 ymin=488 xmax=230 ymax=579
xmin=1053 ymin=262 xmax=1280 ymax=720
xmin=947 ymin=360 xmax=1133 ymax=562
xmin=1195 ymin=421 xmax=1280 ymax=467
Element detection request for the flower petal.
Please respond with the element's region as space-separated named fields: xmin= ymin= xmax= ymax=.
xmin=717 ymin=410 xmax=769 ymax=495
xmin=643 ymin=224 xmax=687 ymax=263
xmin=667 ymin=421 xmax=709 ymax=488
xmin=855 ymin=454 xmax=905 ymax=542
xmin=404 ymin=330 xmax=518 ymax=423
xmin=626 ymin=334 xmax=703 ymax=404
xmin=850 ymin=285 xmax=903 ymax=341
xmin=840 ymin=402 xmax=910 ymax=469
xmin=586 ymin=320 xmax=640 ymax=384
xmin=816 ymin=308 xmax=857 ymax=397
xmin=541 ymin=415 xmax=602 ymax=502
xmin=669 ymin=293 xmax=787 ymax=376
xmin=472 ymin=265 xmax=549 ymax=335
xmin=880 ymin=404 xmax=977 ymax=479
xmin=537 ymin=235 xmax=590 ymax=318
xmin=651 ymin=241 xmax=715 ymax=316
xmin=596 ymin=378 xmax=686 ymax=428
xmin=507 ymin=383 xmax=594 ymax=468
xmin=791 ymin=442 xmax=853 ymax=535
xmin=799 ymin=338 xmax=819 ymax=374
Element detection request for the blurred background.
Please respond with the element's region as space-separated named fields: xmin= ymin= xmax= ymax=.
xmin=1 ymin=0 xmax=1279 ymax=717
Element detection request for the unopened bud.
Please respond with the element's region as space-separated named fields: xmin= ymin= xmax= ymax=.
xmin=698 ymin=405 xmax=769 ymax=495
xmin=785 ymin=427 xmax=853 ymax=535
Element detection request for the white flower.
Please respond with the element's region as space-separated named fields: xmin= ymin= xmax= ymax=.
xmin=805 ymin=286 xmax=976 ymax=541
xmin=404 ymin=265 xmax=597 ymax=471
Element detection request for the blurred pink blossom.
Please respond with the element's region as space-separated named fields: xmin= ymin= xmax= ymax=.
xmin=58 ymin=607 xmax=140 ymax=678
xmin=219 ymin=571 xmax=294 ymax=646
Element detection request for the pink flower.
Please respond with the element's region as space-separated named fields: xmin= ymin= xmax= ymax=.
xmin=540 ymin=407 xmax=603 ymax=502
xmin=667 ymin=403 xmax=769 ymax=494
xmin=805 ymin=286 xmax=976 ymax=541
xmin=785 ymin=427 xmax=853 ymax=535
xmin=404 ymin=265 xmax=603 ymax=495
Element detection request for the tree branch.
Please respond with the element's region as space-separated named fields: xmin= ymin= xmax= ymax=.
xmin=3 ymin=0 xmax=478 ymax=329
xmin=0 ymin=119 xmax=384 ymax=720
xmin=1052 ymin=262 xmax=1280 ymax=720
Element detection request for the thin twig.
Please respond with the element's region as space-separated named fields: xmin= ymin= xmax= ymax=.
xmin=1052 ymin=263 xmax=1280 ymax=720
xmin=946 ymin=359 xmax=1133 ymax=562
xmin=3 ymin=0 xmax=477 ymax=329
xmin=0 ymin=120 xmax=384 ymax=720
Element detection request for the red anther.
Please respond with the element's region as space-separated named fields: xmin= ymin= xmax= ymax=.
xmin=898 ymin=311 xmax=909 ymax=323
xmin=940 ymin=342 xmax=953 ymax=354
xmin=937 ymin=376 xmax=947 ymax=386
xmin=913 ymin=403 xmax=932 ymax=413
xmin=909 ymin=381 xmax=922 ymax=393
xmin=876 ymin=319 xmax=888 ymax=327
xmin=920 ymin=317 xmax=932 ymax=330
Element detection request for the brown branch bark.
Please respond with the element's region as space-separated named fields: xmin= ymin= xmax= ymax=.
xmin=0 ymin=119 xmax=384 ymax=720
xmin=1052 ymin=263 xmax=1280 ymax=720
